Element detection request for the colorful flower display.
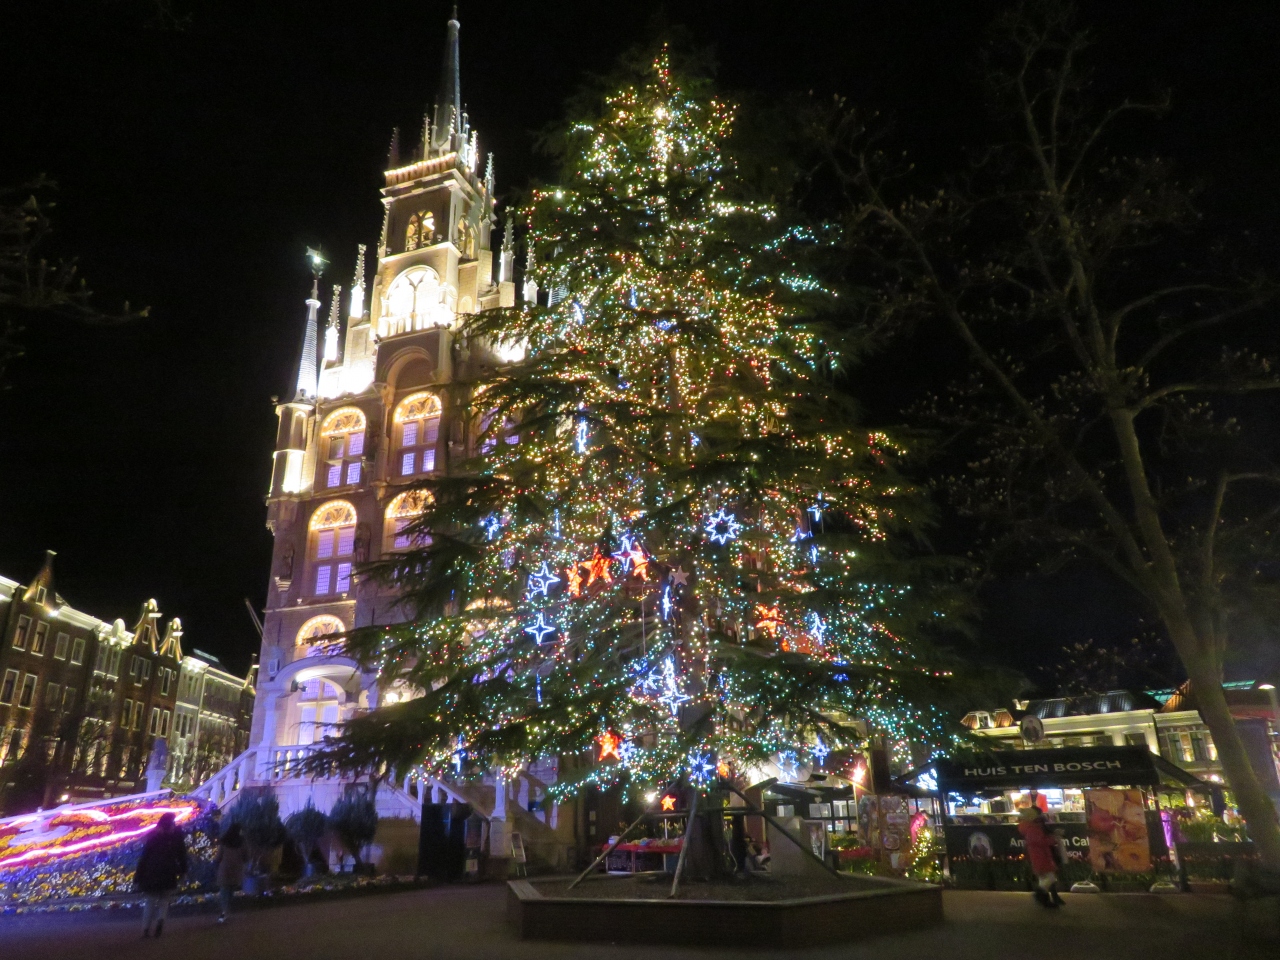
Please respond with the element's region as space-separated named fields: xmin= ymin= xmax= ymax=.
xmin=0 ymin=795 xmax=216 ymax=904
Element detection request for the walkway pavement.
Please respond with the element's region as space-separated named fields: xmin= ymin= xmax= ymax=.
xmin=1 ymin=886 xmax=1274 ymax=959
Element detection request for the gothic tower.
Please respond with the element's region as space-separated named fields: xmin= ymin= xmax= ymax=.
xmin=244 ymin=10 xmax=517 ymax=805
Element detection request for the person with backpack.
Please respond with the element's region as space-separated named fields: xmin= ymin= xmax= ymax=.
xmin=135 ymin=812 xmax=189 ymax=938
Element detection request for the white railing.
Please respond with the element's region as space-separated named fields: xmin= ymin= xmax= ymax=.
xmin=191 ymin=748 xmax=256 ymax=806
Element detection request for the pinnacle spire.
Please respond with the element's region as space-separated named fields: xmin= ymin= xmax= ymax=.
xmin=430 ymin=8 xmax=462 ymax=154
xmin=294 ymin=249 xmax=325 ymax=401
xmin=324 ymin=284 xmax=342 ymax=364
xmin=350 ymin=243 xmax=368 ymax=319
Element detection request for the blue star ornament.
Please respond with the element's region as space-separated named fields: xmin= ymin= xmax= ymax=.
xmin=526 ymin=561 xmax=562 ymax=598
xmin=523 ymin=612 xmax=557 ymax=645
xmin=704 ymin=509 xmax=742 ymax=545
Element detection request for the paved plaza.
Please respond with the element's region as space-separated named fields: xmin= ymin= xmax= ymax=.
xmin=1 ymin=886 xmax=1276 ymax=960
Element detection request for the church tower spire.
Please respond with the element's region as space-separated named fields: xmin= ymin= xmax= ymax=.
xmin=294 ymin=248 xmax=325 ymax=401
xmin=430 ymin=7 xmax=462 ymax=155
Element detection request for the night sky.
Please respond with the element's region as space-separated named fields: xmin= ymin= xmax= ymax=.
xmin=2 ymin=1 xmax=1278 ymax=681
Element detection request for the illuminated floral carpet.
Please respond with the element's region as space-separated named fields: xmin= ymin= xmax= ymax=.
xmin=0 ymin=795 xmax=217 ymax=904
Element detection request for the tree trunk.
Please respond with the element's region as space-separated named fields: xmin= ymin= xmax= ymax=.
xmin=1184 ymin=658 xmax=1280 ymax=870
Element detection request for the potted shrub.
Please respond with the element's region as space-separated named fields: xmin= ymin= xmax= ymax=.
xmin=227 ymin=791 xmax=286 ymax=894
xmin=286 ymin=801 xmax=329 ymax=879
xmin=328 ymin=794 xmax=379 ymax=874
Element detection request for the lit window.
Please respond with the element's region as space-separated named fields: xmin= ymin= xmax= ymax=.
xmin=309 ymin=500 xmax=358 ymax=597
xmin=394 ymin=392 xmax=441 ymax=477
xmin=385 ymin=490 xmax=433 ymax=553
xmin=381 ymin=265 xmax=447 ymax=336
xmin=160 ymin=710 xmax=171 ymax=738
xmin=31 ymin=623 xmax=48 ymax=655
xmin=0 ymin=670 xmax=17 ymax=704
xmin=296 ymin=615 xmax=345 ymax=654
xmin=54 ymin=632 xmax=69 ymax=660
xmin=13 ymin=615 xmax=30 ymax=650
xmin=149 ymin=708 xmax=160 ymax=736
xmin=133 ymin=701 xmax=144 ymax=730
xmin=318 ymin=408 xmax=367 ymax=490
xmin=70 ymin=637 xmax=86 ymax=665
xmin=18 ymin=674 xmax=37 ymax=708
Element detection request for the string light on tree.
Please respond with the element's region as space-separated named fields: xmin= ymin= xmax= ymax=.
xmin=319 ymin=47 xmax=961 ymax=808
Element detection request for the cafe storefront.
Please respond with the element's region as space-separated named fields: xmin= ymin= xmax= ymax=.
xmin=929 ymin=745 xmax=1205 ymax=889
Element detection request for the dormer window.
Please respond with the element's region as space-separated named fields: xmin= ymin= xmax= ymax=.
xmin=319 ymin=408 xmax=367 ymax=489
xmin=394 ymin=392 xmax=441 ymax=476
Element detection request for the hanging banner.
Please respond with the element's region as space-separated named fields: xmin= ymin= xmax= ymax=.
xmin=1085 ymin=788 xmax=1151 ymax=872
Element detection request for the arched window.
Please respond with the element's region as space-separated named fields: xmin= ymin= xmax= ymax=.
xmin=296 ymin=615 xmax=345 ymax=654
xmin=405 ymin=214 xmax=420 ymax=252
xmin=394 ymin=392 xmax=441 ymax=477
xmin=294 ymin=678 xmax=342 ymax=746
xmin=381 ymin=266 xmax=448 ymax=337
xmin=319 ymin=408 xmax=367 ymax=489
xmin=385 ymin=490 xmax=433 ymax=553
xmin=309 ymin=500 xmax=357 ymax=596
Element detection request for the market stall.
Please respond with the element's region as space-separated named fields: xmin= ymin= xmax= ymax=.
xmin=928 ymin=745 xmax=1205 ymax=888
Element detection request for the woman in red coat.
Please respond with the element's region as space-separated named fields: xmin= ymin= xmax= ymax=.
xmin=1018 ymin=806 xmax=1065 ymax=907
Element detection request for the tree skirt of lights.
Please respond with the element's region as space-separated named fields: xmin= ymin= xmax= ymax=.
xmin=0 ymin=794 xmax=214 ymax=904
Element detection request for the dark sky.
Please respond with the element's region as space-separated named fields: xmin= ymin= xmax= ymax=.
xmin=2 ymin=0 xmax=1278 ymax=680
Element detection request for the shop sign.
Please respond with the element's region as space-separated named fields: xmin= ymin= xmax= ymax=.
xmin=935 ymin=746 xmax=1159 ymax=792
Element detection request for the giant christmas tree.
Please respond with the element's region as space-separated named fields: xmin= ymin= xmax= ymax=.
xmin=329 ymin=50 xmax=964 ymax=802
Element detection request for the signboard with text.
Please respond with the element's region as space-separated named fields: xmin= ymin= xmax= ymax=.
xmin=935 ymin=746 xmax=1159 ymax=793
xmin=944 ymin=822 xmax=1089 ymax=861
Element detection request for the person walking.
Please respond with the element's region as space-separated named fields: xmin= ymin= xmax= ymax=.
xmin=1018 ymin=805 xmax=1065 ymax=908
xmin=214 ymin=822 xmax=247 ymax=923
xmin=135 ymin=812 xmax=189 ymax=938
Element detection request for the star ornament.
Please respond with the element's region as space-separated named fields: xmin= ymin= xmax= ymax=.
xmin=705 ymin=509 xmax=741 ymax=546
xmin=526 ymin=561 xmax=561 ymax=598
xmin=611 ymin=535 xmax=635 ymax=573
xmin=660 ymin=795 xmax=677 ymax=812
xmin=626 ymin=543 xmax=650 ymax=580
xmin=585 ymin=548 xmax=613 ymax=586
xmin=669 ymin=566 xmax=689 ymax=586
xmin=523 ymin=612 xmax=557 ymax=645
xmin=755 ymin=603 xmax=783 ymax=638
xmin=597 ymin=731 xmax=621 ymax=761
xmin=566 ymin=564 xmax=585 ymax=597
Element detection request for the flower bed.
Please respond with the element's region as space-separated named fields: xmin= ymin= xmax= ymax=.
xmin=0 ymin=796 xmax=216 ymax=905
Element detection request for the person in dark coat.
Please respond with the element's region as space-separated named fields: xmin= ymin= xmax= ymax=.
xmin=135 ymin=812 xmax=189 ymax=937
xmin=214 ymin=822 xmax=247 ymax=923
xmin=1018 ymin=806 xmax=1065 ymax=907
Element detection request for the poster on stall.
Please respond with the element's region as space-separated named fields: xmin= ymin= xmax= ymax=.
xmin=1085 ymin=788 xmax=1151 ymax=872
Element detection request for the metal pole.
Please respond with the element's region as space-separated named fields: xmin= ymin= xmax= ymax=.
xmin=725 ymin=782 xmax=842 ymax=879
xmin=668 ymin=786 xmax=700 ymax=899
xmin=567 ymin=781 xmax=674 ymax=890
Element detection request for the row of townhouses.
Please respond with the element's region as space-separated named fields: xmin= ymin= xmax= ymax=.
xmin=0 ymin=551 xmax=254 ymax=810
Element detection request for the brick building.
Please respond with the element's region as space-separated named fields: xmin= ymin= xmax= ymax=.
xmin=0 ymin=551 xmax=252 ymax=811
